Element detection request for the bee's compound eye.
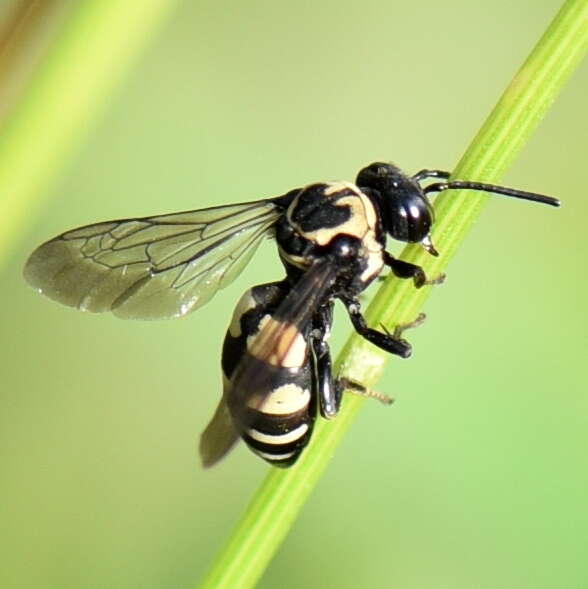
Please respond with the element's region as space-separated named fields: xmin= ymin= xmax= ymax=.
xmin=388 ymin=194 xmax=434 ymax=244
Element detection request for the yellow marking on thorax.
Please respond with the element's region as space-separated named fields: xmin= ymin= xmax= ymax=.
xmin=296 ymin=183 xmax=380 ymax=246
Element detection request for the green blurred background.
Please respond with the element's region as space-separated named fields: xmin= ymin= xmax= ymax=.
xmin=1 ymin=1 xmax=587 ymax=587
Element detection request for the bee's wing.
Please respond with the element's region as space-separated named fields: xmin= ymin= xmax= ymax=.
xmin=199 ymin=395 xmax=240 ymax=468
xmin=199 ymin=257 xmax=338 ymax=468
xmin=24 ymin=200 xmax=282 ymax=319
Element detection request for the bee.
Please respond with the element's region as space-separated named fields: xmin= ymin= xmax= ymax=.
xmin=24 ymin=162 xmax=560 ymax=467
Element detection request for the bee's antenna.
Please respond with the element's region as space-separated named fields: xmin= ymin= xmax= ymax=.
xmin=423 ymin=180 xmax=560 ymax=207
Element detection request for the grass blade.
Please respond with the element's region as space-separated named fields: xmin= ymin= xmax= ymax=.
xmin=0 ymin=0 xmax=180 ymax=265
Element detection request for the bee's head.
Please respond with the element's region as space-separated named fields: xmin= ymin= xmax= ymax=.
xmin=356 ymin=162 xmax=437 ymax=256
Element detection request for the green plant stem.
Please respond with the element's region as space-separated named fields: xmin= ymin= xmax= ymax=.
xmin=0 ymin=0 xmax=179 ymax=265
xmin=198 ymin=1 xmax=588 ymax=588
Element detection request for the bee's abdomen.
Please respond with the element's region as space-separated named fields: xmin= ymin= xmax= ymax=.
xmin=240 ymin=369 xmax=314 ymax=467
xmin=222 ymin=283 xmax=315 ymax=467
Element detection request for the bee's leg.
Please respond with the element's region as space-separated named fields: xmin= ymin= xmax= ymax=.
xmin=310 ymin=303 xmax=340 ymax=419
xmin=337 ymin=311 xmax=428 ymax=405
xmin=383 ymin=251 xmax=445 ymax=288
xmin=386 ymin=312 xmax=427 ymax=340
xmin=312 ymin=339 xmax=340 ymax=419
xmin=341 ymin=296 xmax=417 ymax=359
xmin=338 ymin=377 xmax=393 ymax=405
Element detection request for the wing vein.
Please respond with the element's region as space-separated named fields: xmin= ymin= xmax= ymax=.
xmin=24 ymin=199 xmax=284 ymax=319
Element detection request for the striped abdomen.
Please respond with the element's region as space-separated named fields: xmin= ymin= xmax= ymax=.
xmin=222 ymin=282 xmax=315 ymax=467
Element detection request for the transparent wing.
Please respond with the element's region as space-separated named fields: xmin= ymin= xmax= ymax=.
xmin=199 ymin=258 xmax=338 ymax=467
xmin=24 ymin=200 xmax=282 ymax=319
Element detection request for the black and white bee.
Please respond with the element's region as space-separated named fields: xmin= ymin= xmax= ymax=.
xmin=24 ymin=162 xmax=559 ymax=467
